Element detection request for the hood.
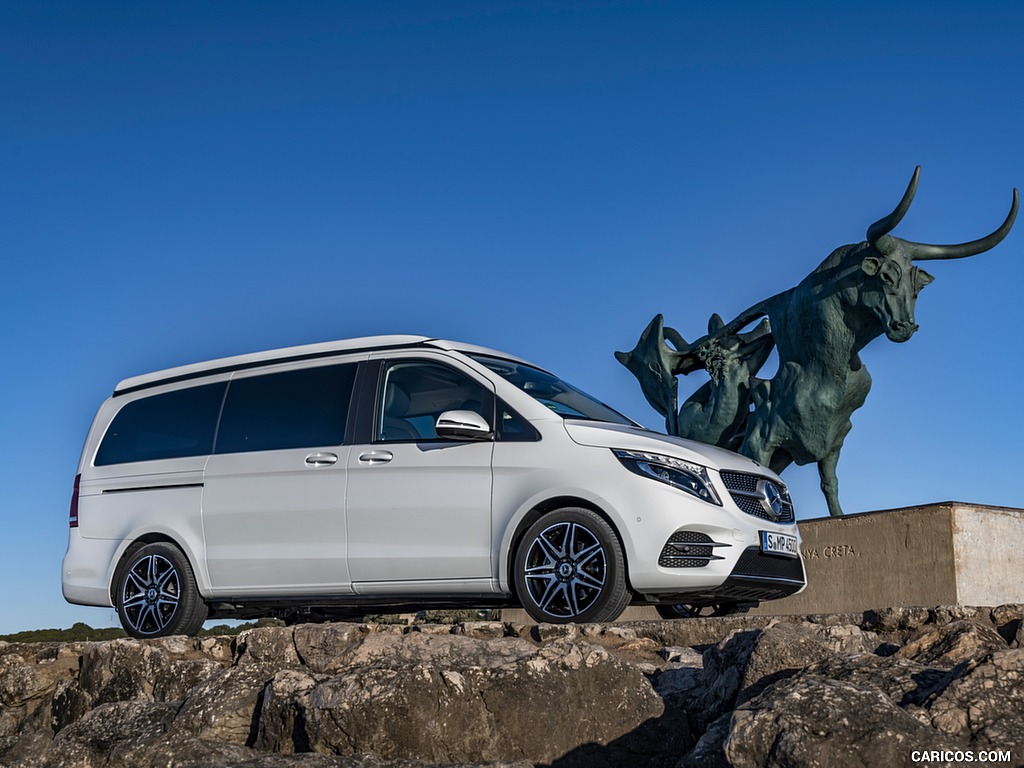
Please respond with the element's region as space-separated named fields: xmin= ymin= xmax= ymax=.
xmin=563 ymin=421 xmax=772 ymax=475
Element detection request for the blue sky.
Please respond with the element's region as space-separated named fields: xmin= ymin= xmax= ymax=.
xmin=3 ymin=1 xmax=1023 ymax=633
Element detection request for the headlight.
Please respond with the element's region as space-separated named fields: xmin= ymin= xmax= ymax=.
xmin=613 ymin=449 xmax=722 ymax=505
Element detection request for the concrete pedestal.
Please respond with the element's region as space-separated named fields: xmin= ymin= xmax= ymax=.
xmin=501 ymin=502 xmax=1024 ymax=623
xmin=747 ymin=501 xmax=1024 ymax=615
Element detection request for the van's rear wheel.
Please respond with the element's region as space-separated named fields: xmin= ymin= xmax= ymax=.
xmin=514 ymin=507 xmax=630 ymax=624
xmin=115 ymin=542 xmax=208 ymax=638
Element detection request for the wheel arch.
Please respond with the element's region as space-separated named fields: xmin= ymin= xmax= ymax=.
xmin=109 ymin=532 xmax=200 ymax=606
xmin=504 ymin=495 xmax=633 ymax=600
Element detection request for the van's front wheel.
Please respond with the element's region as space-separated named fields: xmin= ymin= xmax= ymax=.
xmin=514 ymin=507 xmax=630 ymax=624
xmin=115 ymin=542 xmax=208 ymax=638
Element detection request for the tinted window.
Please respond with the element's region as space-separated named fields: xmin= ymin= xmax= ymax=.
xmin=95 ymin=383 xmax=226 ymax=466
xmin=469 ymin=354 xmax=634 ymax=426
xmin=215 ymin=364 xmax=356 ymax=454
xmin=378 ymin=361 xmax=491 ymax=442
xmin=498 ymin=404 xmax=540 ymax=442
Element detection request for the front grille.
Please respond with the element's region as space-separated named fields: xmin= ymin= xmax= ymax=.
xmin=719 ymin=470 xmax=795 ymax=523
xmin=733 ymin=495 xmax=769 ymax=517
xmin=658 ymin=531 xmax=722 ymax=568
xmin=720 ymin=471 xmax=759 ymax=494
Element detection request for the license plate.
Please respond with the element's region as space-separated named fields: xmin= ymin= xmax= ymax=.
xmin=760 ymin=531 xmax=799 ymax=558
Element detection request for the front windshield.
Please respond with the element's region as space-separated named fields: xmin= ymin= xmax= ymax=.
xmin=470 ymin=354 xmax=635 ymax=426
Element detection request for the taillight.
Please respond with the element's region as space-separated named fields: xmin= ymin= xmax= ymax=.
xmin=69 ymin=474 xmax=81 ymax=528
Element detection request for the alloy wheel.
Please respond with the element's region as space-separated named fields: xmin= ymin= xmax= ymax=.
xmin=523 ymin=521 xmax=607 ymax=619
xmin=120 ymin=553 xmax=181 ymax=636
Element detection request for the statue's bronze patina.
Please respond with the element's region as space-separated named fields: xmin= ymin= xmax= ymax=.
xmin=618 ymin=167 xmax=1018 ymax=517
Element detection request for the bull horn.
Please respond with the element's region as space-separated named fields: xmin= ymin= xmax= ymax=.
xmin=866 ymin=166 xmax=920 ymax=256
xmin=908 ymin=188 xmax=1019 ymax=261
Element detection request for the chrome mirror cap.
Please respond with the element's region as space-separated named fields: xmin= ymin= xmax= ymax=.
xmin=435 ymin=410 xmax=493 ymax=441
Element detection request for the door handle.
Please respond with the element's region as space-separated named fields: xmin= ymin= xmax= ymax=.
xmin=305 ymin=452 xmax=339 ymax=467
xmin=358 ymin=450 xmax=394 ymax=465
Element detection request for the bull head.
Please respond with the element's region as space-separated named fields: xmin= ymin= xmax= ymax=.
xmin=862 ymin=166 xmax=1018 ymax=342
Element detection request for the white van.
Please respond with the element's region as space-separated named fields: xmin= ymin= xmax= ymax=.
xmin=63 ymin=336 xmax=804 ymax=637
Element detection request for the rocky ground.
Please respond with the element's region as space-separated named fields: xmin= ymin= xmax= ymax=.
xmin=1 ymin=605 xmax=1022 ymax=767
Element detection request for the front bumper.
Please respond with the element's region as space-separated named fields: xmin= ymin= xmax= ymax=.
xmin=604 ymin=460 xmax=805 ymax=601
xmin=645 ymin=545 xmax=806 ymax=605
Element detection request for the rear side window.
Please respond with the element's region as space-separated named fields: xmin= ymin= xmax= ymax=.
xmin=95 ymin=383 xmax=226 ymax=466
xmin=215 ymin=363 xmax=356 ymax=454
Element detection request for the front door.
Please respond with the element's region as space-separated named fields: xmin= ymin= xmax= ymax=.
xmin=346 ymin=357 xmax=494 ymax=592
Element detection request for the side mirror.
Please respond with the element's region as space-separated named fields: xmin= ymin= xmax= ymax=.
xmin=435 ymin=410 xmax=494 ymax=441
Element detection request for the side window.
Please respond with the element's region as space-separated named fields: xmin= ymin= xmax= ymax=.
xmin=215 ymin=363 xmax=357 ymax=454
xmin=377 ymin=361 xmax=491 ymax=442
xmin=95 ymin=382 xmax=226 ymax=466
xmin=498 ymin=404 xmax=541 ymax=442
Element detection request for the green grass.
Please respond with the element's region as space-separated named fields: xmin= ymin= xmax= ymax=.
xmin=0 ymin=619 xmax=280 ymax=644
xmin=0 ymin=623 xmax=127 ymax=643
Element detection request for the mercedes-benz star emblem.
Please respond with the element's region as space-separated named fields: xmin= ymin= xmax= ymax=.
xmin=762 ymin=481 xmax=785 ymax=521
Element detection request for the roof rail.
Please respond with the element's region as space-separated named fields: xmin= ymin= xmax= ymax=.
xmin=114 ymin=335 xmax=431 ymax=396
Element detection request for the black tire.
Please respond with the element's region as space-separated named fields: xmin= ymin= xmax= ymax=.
xmin=513 ymin=507 xmax=630 ymax=624
xmin=115 ymin=542 xmax=208 ymax=639
xmin=655 ymin=602 xmax=744 ymax=619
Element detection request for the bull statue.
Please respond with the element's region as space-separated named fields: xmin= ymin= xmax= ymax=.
xmin=618 ymin=167 xmax=1018 ymax=517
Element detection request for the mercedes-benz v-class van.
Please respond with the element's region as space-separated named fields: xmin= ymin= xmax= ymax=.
xmin=63 ymin=335 xmax=805 ymax=637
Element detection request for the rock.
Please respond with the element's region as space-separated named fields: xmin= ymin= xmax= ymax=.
xmin=83 ymin=636 xmax=225 ymax=703
xmin=42 ymin=700 xmax=179 ymax=768
xmin=235 ymin=626 xmax=302 ymax=667
xmin=531 ymin=622 xmax=578 ymax=642
xmin=0 ymin=643 xmax=85 ymax=762
xmin=48 ymin=635 xmax=227 ymax=744
xmin=291 ymin=623 xmax=369 ymax=673
xmin=864 ymin=606 xmax=932 ymax=634
xmin=990 ymin=603 xmax=1024 ymax=647
xmin=927 ymin=649 xmax=1024 ymax=753
xmin=264 ymin=635 xmax=668 ymax=765
xmin=198 ymin=635 xmax=236 ymax=662
xmin=796 ymin=652 xmax=951 ymax=710
xmin=680 ymin=635 xmax=1024 ymax=767
xmin=719 ymin=677 xmax=962 ymax=768
xmin=0 ymin=643 xmax=81 ymax=705
xmin=1 ymin=607 xmax=1023 ymax=767
xmin=405 ymin=623 xmax=455 ymax=635
xmin=990 ymin=603 xmax=1024 ymax=626
xmin=454 ymin=621 xmax=505 ymax=638
xmin=595 ymin=625 xmax=637 ymax=643
xmin=681 ymin=713 xmax=732 ymax=768
xmin=657 ymin=645 xmax=702 ymax=665
xmin=694 ymin=620 xmax=878 ymax=725
xmin=631 ymin=616 xmax=778 ymax=648
xmin=501 ymin=622 xmax=530 ymax=638
xmin=895 ymin=620 xmax=1008 ymax=666
xmin=651 ymin=665 xmax=703 ymax=702
xmin=929 ymin=605 xmax=991 ymax=625
xmin=169 ymin=663 xmax=280 ymax=745
xmin=252 ymin=669 xmax=323 ymax=753
xmin=341 ymin=631 xmax=538 ymax=671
